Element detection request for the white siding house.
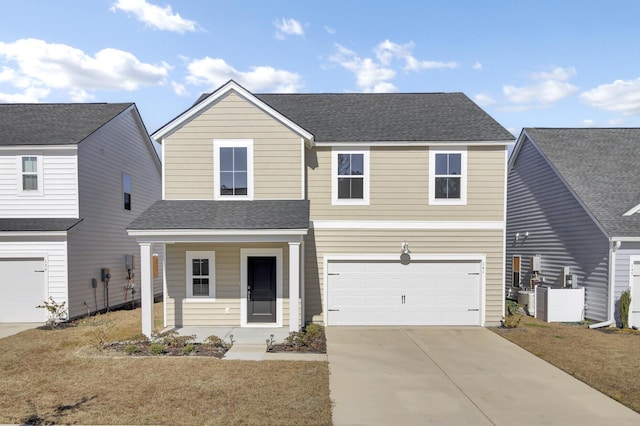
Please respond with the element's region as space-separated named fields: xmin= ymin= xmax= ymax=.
xmin=0 ymin=103 xmax=163 ymax=323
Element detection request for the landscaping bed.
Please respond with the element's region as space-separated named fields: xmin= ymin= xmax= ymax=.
xmin=267 ymin=323 xmax=326 ymax=354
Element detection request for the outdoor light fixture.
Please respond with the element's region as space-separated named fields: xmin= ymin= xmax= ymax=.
xmin=400 ymin=241 xmax=411 ymax=264
xmin=515 ymin=231 xmax=530 ymax=242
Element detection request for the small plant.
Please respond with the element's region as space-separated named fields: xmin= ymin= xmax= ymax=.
xmin=87 ymin=316 xmax=116 ymax=350
xmin=153 ymin=330 xmax=195 ymax=348
xmin=502 ymin=300 xmax=523 ymax=328
xmin=281 ymin=324 xmax=326 ymax=351
xmin=125 ymin=333 xmax=150 ymax=345
xmin=149 ymin=343 xmax=165 ymax=355
xmin=204 ymin=335 xmax=231 ymax=353
xmin=36 ymin=297 xmax=67 ymax=329
xmin=124 ymin=345 xmax=140 ymax=355
xmin=183 ymin=343 xmax=196 ymax=355
xmin=620 ymin=289 xmax=631 ymax=329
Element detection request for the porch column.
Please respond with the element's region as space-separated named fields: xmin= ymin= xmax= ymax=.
xmin=289 ymin=241 xmax=301 ymax=332
xmin=140 ymin=242 xmax=154 ymax=338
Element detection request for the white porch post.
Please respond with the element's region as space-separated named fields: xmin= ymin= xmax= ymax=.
xmin=289 ymin=241 xmax=301 ymax=332
xmin=140 ymin=242 xmax=154 ymax=338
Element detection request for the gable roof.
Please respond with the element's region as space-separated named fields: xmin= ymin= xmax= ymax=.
xmin=519 ymin=128 xmax=640 ymax=237
xmin=255 ymin=92 xmax=514 ymax=143
xmin=0 ymin=103 xmax=133 ymax=146
xmin=128 ymin=200 xmax=309 ymax=231
xmin=155 ymin=80 xmax=513 ymax=144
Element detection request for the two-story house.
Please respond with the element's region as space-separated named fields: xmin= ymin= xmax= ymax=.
xmin=128 ymin=80 xmax=514 ymax=337
xmin=0 ymin=103 xmax=163 ymax=323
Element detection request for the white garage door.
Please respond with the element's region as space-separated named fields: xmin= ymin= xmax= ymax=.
xmin=327 ymin=260 xmax=482 ymax=326
xmin=0 ymin=258 xmax=47 ymax=323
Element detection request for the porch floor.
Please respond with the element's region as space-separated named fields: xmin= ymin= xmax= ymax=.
xmin=164 ymin=326 xmax=292 ymax=345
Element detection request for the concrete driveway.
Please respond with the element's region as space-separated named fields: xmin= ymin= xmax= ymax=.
xmin=326 ymin=327 xmax=640 ymax=425
xmin=0 ymin=323 xmax=41 ymax=339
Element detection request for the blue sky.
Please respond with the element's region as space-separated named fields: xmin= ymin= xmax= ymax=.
xmin=2 ymin=0 xmax=640 ymax=136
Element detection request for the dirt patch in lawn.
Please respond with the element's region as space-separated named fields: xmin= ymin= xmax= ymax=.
xmin=0 ymin=303 xmax=332 ymax=425
xmin=493 ymin=314 xmax=640 ymax=413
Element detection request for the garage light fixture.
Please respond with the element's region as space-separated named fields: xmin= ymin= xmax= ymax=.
xmin=400 ymin=241 xmax=411 ymax=264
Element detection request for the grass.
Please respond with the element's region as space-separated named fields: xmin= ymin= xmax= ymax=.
xmin=0 ymin=303 xmax=332 ymax=425
xmin=493 ymin=313 xmax=640 ymax=413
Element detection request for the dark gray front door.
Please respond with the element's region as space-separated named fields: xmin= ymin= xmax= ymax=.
xmin=247 ymin=256 xmax=276 ymax=323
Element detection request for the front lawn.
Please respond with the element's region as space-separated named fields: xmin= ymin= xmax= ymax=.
xmin=0 ymin=303 xmax=332 ymax=425
xmin=493 ymin=313 xmax=640 ymax=413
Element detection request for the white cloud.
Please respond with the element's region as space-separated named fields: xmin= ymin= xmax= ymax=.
xmin=609 ymin=118 xmax=627 ymax=126
xmin=274 ymin=18 xmax=304 ymax=39
xmin=374 ymin=39 xmax=458 ymax=71
xmin=185 ymin=57 xmax=303 ymax=93
xmin=111 ymin=0 xmax=197 ymax=33
xmin=474 ymin=93 xmax=496 ymax=106
xmin=324 ymin=26 xmax=336 ymax=35
xmin=329 ymin=44 xmax=397 ymax=93
xmin=0 ymin=38 xmax=169 ymax=102
xmin=580 ymin=77 xmax=640 ymax=115
xmin=473 ymin=62 xmax=482 ymax=70
xmin=582 ymin=119 xmax=596 ymax=127
xmin=503 ymin=66 xmax=578 ymax=106
xmin=171 ymin=81 xmax=188 ymax=96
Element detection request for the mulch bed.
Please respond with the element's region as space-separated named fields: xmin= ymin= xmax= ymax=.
xmin=103 ymin=341 xmax=228 ymax=358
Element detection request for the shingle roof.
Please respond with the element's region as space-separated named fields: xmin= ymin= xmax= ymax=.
xmin=0 ymin=218 xmax=83 ymax=232
xmin=253 ymin=93 xmax=513 ymax=142
xmin=128 ymin=200 xmax=310 ymax=231
xmin=524 ymin=128 xmax=640 ymax=237
xmin=0 ymin=103 xmax=132 ymax=146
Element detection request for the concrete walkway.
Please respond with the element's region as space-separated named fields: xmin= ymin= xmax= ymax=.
xmin=326 ymin=327 xmax=640 ymax=425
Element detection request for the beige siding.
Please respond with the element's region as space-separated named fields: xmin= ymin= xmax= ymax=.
xmin=307 ymin=145 xmax=506 ymax=221
xmin=165 ymin=243 xmax=291 ymax=327
xmin=164 ymin=92 xmax=303 ymax=200
xmin=304 ymin=228 xmax=505 ymax=326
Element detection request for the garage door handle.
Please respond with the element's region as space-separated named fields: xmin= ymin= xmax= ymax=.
xmin=468 ymin=308 xmax=479 ymax=311
xmin=468 ymin=272 xmax=480 ymax=275
xmin=328 ymin=309 xmax=340 ymax=312
xmin=35 ymin=269 xmax=45 ymax=272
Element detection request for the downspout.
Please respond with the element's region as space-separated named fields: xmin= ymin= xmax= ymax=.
xmin=589 ymin=240 xmax=620 ymax=329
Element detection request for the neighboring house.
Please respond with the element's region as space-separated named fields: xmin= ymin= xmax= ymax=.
xmin=0 ymin=103 xmax=163 ymax=323
xmin=506 ymin=128 xmax=640 ymax=328
xmin=128 ymin=80 xmax=514 ymax=337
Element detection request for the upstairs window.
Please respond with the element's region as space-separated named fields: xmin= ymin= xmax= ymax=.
xmin=429 ymin=149 xmax=467 ymax=205
xmin=123 ymin=173 xmax=131 ymax=211
xmin=18 ymin=155 xmax=43 ymax=196
xmin=214 ymin=140 xmax=253 ymax=199
xmin=332 ymin=149 xmax=370 ymax=205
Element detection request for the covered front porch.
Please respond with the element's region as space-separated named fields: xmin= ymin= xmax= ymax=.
xmin=127 ymin=200 xmax=310 ymax=338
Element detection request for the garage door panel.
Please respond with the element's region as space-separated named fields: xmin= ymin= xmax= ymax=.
xmin=0 ymin=258 xmax=47 ymax=323
xmin=328 ymin=260 xmax=481 ymax=326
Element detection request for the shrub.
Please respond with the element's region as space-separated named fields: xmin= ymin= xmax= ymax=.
xmin=149 ymin=343 xmax=165 ymax=355
xmin=183 ymin=343 xmax=197 ymax=355
xmin=503 ymin=300 xmax=523 ymax=328
xmin=87 ymin=316 xmax=115 ymax=350
xmin=620 ymin=289 xmax=631 ymax=329
xmin=124 ymin=345 xmax=140 ymax=355
xmin=36 ymin=297 xmax=67 ymax=329
xmin=153 ymin=330 xmax=195 ymax=348
xmin=204 ymin=335 xmax=230 ymax=349
xmin=125 ymin=333 xmax=150 ymax=345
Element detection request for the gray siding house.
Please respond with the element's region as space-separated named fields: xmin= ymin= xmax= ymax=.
xmin=506 ymin=128 xmax=640 ymax=327
xmin=0 ymin=103 xmax=163 ymax=323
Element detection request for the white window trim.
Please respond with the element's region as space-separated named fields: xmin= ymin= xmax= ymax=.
xmin=213 ymin=139 xmax=254 ymax=200
xmin=429 ymin=147 xmax=467 ymax=205
xmin=185 ymin=251 xmax=215 ymax=300
xmin=331 ymin=148 xmax=370 ymax=205
xmin=17 ymin=154 xmax=44 ymax=196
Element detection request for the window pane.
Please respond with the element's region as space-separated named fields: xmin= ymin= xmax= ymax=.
xmin=351 ymin=177 xmax=363 ymax=198
xmin=350 ymin=154 xmax=364 ymax=175
xmin=337 ymin=177 xmax=351 ymax=199
xmin=435 ymin=177 xmax=460 ymax=199
xmin=435 ymin=154 xmax=448 ymax=175
xmin=123 ymin=174 xmax=131 ymax=192
xmin=338 ymin=154 xmax=350 ymax=175
xmin=23 ymin=175 xmax=38 ymax=190
xmin=235 ymin=172 xmax=247 ymax=195
xmin=192 ymin=259 xmax=201 ymax=276
xmin=448 ymin=154 xmax=461 ymax=175
xmin=22 ymin=157 xmax=37 ymax=173
xmin=220 ymin=172 xmax=234 ymax=195
xmin=124 ymin=193 xmax=131 ymax=210
xmin=193 ymin=278 xmax=209 ymax=296
xmin=234 ymin=147 xmax=247 ymax=171
xmin=220 ymin=148 xmax=234 ymax=171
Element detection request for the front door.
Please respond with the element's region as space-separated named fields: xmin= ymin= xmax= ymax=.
xmin=247 ymin=256 xmax=277 ymax=323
